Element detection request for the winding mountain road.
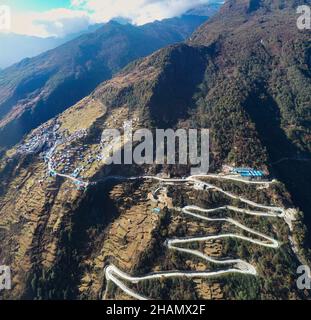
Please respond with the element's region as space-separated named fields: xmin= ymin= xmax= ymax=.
xmin=102 ymin=174 xmax=293 ymax=300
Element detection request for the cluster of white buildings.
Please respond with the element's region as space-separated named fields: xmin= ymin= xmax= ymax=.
xmin=46 ymin=129 xmax=107 ymax=189
xmin=17 ymin=122 xmax=60 ymax=155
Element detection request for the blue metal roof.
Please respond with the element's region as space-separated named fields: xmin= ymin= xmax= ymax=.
xmin=231 ymin=166 xmax=265 ymax=177
xmin=239 ymin=170 xmax=264 ymax=177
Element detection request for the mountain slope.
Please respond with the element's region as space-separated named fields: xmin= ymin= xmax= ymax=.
xmin=0 ymin=14 xmax=210 ymax=151
xmin=0 ymin=0 xmax=310 ymax=300
xmin=0 ymin=34 xmax=62 ymax=70
xmin=0 ymin=24 xmax=103 ymax=69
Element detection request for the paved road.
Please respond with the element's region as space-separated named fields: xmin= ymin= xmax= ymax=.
xmin=104 ymin=263 xmax=257 ymax=301
xmin=180 ymin=206 xmax=279 ymax=249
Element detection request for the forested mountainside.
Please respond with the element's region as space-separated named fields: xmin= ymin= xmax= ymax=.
xmin=0 ymin=0 xmax=310 ymax=300
xmin=188 ymin=0 xmax=311 ymax=245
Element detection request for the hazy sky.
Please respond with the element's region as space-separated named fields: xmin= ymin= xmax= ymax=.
xmin=0 ymin=0 xmax=220 ymax=37
xmin=2 ymin=0 xmax=72 ymax=12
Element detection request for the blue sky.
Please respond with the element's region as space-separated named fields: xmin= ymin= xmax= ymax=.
xmin=3 ymin=0 xmax=72 ymax=12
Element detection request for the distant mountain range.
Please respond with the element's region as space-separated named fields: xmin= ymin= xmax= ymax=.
xmin=0 ymin=24 xmax=103 ymax=70
xmin=0 ymin=3 xmax=223 ymax=70
xmin=0 ymin=12 xmax=219 ymax=151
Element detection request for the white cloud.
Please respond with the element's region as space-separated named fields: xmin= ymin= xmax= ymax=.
xmin=72 ymin=0 xmax=213 ymax=25
xmin=4 ymin=0 xmax=216 ymax=37
xmin=8 ymin=8 xmax=92 ymax=38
